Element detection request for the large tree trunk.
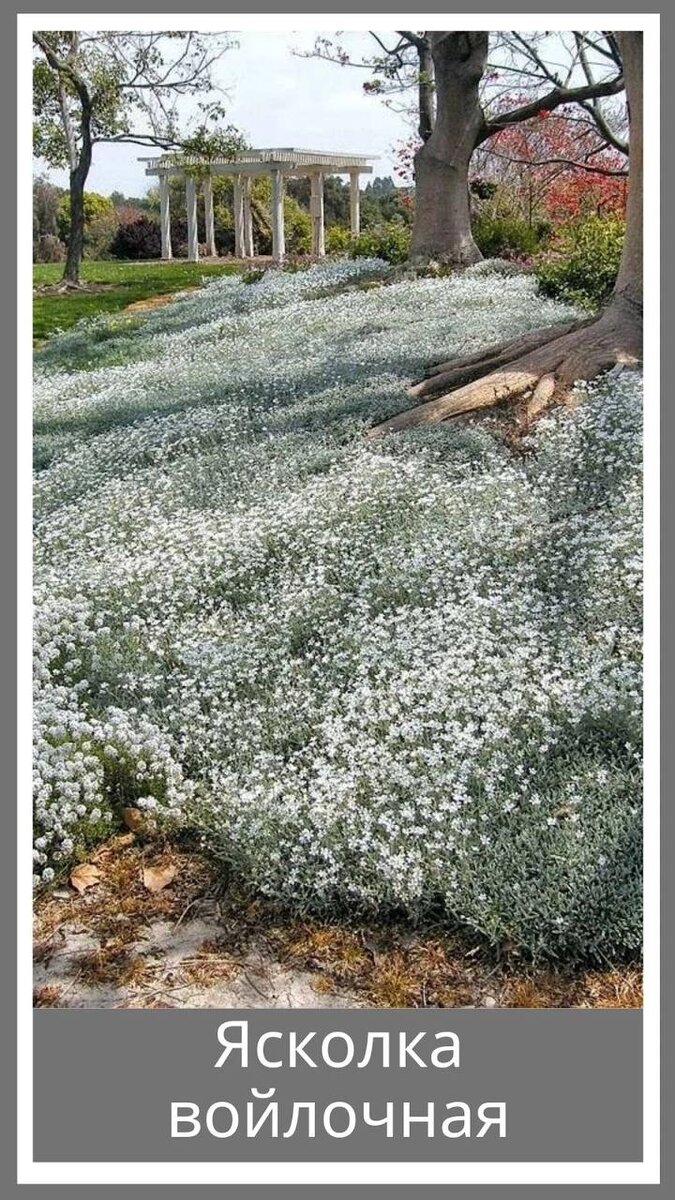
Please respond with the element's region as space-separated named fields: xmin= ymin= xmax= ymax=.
xmin=61 ymin=94 xmax=93 ymax=287
xmin=612 ymin=32 xmax=642 ymax=317
xmin=417 ymin=37 xmax=435 ymax=143
xmin=62 ymin=164 xmax=87 ymax=285
xmin=410 ymin=32 xmax=488 ymax=265
xmin=370 ymin=33 xmax=643 ymax=438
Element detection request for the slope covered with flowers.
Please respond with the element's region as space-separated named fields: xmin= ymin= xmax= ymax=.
xmin=34 ymin=261 xmax=642 ymax=960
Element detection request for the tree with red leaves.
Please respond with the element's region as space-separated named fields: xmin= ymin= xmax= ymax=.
xmin=369 ymin=32 xmax=642 ymax=439
xmin=474 ymin=100 xmax=627 ymax=223
xmin=410 ymin=32 xmax=625 ymax=265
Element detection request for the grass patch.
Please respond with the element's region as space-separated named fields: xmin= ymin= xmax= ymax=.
xmin=33 ymin=259 xmax=242 ymax=343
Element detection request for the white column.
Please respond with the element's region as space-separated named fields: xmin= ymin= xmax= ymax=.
xmin=271 ymin=168 xmax=285 ymax=263
xmin=185 ymin=176 xmax=199 ymax=262
xmin=203 ymin=174 xmax=216 ymax=257
xmin=233 ymin=174 xmax=245 ymax=258
xmin=310 ymin=172 xmax=325 ymax=257
xmin=349 ymin=170 xmax=361 ymax=237
xmin=243 ymin=176 xmax=254 ymax=258
xmin=159 ymin=173 xmax=172 ymax=260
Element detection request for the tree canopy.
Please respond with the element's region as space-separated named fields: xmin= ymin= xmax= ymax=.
xmin=33 ymin=30 xmax=237 ymax=281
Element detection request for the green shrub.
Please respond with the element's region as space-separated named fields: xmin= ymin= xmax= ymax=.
xmin=244 ymin=182 xmax=311 ymax=256
xmin=58 ymin=191 xmax=119 ymax=259
xmin=325 ymin=225 xmax=353 ymax=255
xmin=283 ymin=195 xmax=312 ymax=255
xmin=86 ymin=211 xmax=120 ymax=259
xmin=349 ymin=222 xmax=410 ymax=264
xmin=473 ymin=213 xmax=544 ymax=259
xmin=534 ymin=215 xmax=625 ymax=310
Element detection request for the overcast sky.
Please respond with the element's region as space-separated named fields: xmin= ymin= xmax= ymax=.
xmin=37 ymin=29 xmax=623 ymax=198
xmin=41 ymin=32 xmax=410 ymax=198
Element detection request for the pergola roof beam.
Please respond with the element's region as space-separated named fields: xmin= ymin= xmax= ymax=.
xmin=144 ymin=162 xmax=373 ymax=178
xmin=140 ymin=146 xmax=377 ymax=178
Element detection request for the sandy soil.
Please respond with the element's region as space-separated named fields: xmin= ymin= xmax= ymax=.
xmin=33 ymin=834 xmax=642 ymax=1011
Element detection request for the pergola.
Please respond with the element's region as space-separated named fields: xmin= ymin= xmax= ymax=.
xmin=140 ymin=147 xmax=377 ymax=263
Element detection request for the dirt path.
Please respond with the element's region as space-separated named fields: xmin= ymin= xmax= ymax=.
xmin=122 ymin=286 xmax=201 ymax=314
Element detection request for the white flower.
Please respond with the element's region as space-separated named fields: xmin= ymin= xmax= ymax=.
xmin=31 ymin=262 xmax=643 ymax=958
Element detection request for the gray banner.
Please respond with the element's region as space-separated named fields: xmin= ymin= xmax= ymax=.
xmin=33 ymin=1009 xmax=642 ymax=1163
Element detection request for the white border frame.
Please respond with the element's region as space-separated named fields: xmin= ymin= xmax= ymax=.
xmin=17 ymin=12 xmax=660 ymax=1186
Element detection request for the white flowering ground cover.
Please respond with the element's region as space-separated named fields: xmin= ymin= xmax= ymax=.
xmin=34 ymin=260 xmax=643 ymax=961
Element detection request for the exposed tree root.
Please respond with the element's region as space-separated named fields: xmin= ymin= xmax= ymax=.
xmin=367 ymin=303 xmax=642 ymax=440
xmin=412 ymin=319 xmax=592 ymax=397
xmin=53 ymin=280 xmax=88 ymax=293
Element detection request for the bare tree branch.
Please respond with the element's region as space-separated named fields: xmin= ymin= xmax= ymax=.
xmin=485 ymin=143 xmax=628 ymax=176
xmin=478 ymin=73 xmax=624 ymax=145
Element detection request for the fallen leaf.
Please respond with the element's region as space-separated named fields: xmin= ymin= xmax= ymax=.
xmin=143 ymin=863 xmax=177 ymax=893
xmin=121 ymin=807 xmax=145 ymax=832
xmin=69 ymin=863 xmax=102 ymax=894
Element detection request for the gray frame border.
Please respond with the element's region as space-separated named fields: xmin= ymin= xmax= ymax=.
xmin=2 ymin=4 xmax=669 ymax=1194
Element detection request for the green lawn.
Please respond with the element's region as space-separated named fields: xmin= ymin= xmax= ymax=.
xmin=33 ymin=259 xmax=242 ymax=342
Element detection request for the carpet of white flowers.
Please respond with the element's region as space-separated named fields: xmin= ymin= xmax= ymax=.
xmin=34 ymin=260 xmax=643 ymax=960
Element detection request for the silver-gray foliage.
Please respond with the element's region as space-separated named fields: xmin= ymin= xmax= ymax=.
xmin=33 ymin=261 xmax=642 ymax=959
